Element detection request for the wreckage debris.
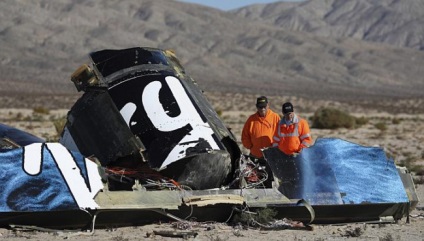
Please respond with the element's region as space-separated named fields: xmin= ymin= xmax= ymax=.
xmin=0 ymin=47 xmax=419 ymax=230
xmin=149 ymin=230 xmax=198 ymax=239
xmin=61 ymin=47 xmax=240 ymax=190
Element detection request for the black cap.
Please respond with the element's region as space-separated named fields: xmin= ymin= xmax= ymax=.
xmin=256 ymin=96 xmax=268 ymax=108
xmin=282 ymin=102 xmax=294 ymax=114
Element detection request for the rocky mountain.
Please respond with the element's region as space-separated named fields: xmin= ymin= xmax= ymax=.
xmin=1 ymin=0 xmax=424 ymax=104
xmin=233 ymin=0 xmax=424 ymax=50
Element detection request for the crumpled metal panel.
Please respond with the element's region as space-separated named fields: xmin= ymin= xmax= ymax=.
xmin=263 ymin=138 xmax=409 ymax=205
xmin=65 ymin=90 xmax=145 ymax=166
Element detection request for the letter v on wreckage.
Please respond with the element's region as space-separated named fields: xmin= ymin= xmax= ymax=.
xmin=0 ymin=47 xmax=419 ymax=229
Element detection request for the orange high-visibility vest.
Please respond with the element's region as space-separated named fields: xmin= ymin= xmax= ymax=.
xmin=241 ymin=109 xmax=281 ymax=158
xmin=272 ymin=114 xmax=312 ymax=155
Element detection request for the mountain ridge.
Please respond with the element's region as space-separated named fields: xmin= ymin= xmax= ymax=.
xmin=233 ymin=0 xmax=424 ymax=50
xmin=1 ymin=0 xmax=423 ymax=104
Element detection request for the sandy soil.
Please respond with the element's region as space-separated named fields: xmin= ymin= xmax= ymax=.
xmin=0 ymin=95 xmax=423 ymax=241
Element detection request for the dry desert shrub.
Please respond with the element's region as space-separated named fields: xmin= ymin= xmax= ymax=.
xmin=414 ymin=176 xmax=424 ymax=184
xmin=392 ymin=118 xmax=401 ymax=124
xmin=206 ymin=234 xmax=228 ymax=241
xmin=374 ymin=122 xmax=387 ymax=131
xmin=344 ymin=226 xmax=364 ymax=237
xmin=32 ymin=106 xmax=50 ymax=115
xmin=380 ymin=233 xmax=396 ymax=241
xmin=311 ymin=108 xmax=363 ymax=129
xmin=53 ymin=117 xmax=67 ymax=137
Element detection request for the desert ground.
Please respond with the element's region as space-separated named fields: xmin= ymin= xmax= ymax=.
xmin=0 ymin=92 xmax=423 ymax=240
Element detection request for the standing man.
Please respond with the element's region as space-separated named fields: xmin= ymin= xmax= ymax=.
xmin=273 ymin=102 xmax=312 ymax=155
xmin=241 ymin=96 xmax=281 ymax=158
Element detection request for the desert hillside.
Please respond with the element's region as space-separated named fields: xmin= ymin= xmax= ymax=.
xmin=1 ymin=0 xmax=424 ymax=105
xmin=234 ymin=0 xmax=424 ymax=50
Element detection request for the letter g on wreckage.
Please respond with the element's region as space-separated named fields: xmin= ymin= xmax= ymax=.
xmin=0 ymin=47 xmax=419 ymax=229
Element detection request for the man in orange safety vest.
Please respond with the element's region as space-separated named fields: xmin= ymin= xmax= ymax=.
xmin=273 ymin=102 xmax=312 ymax=155
xmin=241 ymin=96 xmax=281 ymax=158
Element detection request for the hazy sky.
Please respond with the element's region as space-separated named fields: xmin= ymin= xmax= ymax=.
xmin=177 ymin=0 xmax=298 ymax=11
